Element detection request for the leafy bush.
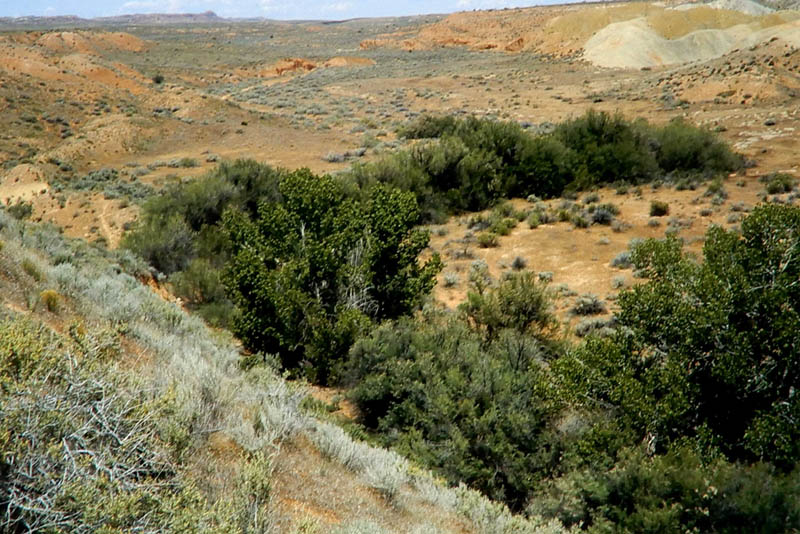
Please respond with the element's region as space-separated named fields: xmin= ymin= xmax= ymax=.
xmin=564 ymin=206 xmax=800 ymax=468
xmin=361 ymin=112 xmax=741 ymax=221
xmin=649 ymin=200 xmax=670 ymax=217
xmin=121 ymin=213 xmax=194 ymax=275
xmin=570 ymin=294 xmax=606 ymax=316
xmin=222 ymin=170 xmax=441 ymax=383
xmin=654 ymin=118 xmax=743 ymax=175
xmin=477 ymin=231 xmax=499 ymax=248
xmin=460 ymin=270 xmax=558 ymax=343
xmin=554 ymin=110 xmax=658 ymax=187
xmin=5 ymin=200 xmax=32 ymax=220
xmin=530 ymin=445 xmax=800 ymax=533
xmin=762 ymin=172 xmax=795 ymax=194
xmin=397 ymin=114 xmax=458 ymax=139
xmin=346 ymin=313 xmax=561 ymax=511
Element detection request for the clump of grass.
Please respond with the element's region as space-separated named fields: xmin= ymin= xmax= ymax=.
xmin=22 ymin=258 xmax=43 ymax=281
xmin=39 ymin=289 xmax=60 ymax=312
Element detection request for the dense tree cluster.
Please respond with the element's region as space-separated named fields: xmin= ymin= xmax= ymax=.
xmin=348 ymin=205 xmax=800 ymax=531
xmin=120 ymin=113 xmax=798 ymax=532
xmin=351 ymin=111 xmax=741 ymax=219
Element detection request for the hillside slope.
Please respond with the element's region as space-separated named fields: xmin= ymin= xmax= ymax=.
xmin=0 ymin=210 xmax=568 ymax=532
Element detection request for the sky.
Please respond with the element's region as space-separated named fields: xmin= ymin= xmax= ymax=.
xmin=0 ymin=0 xmax=564 ymax=20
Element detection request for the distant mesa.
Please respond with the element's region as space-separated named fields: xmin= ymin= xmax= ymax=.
xmin=0 ymin=11 xmax=227 ymax=29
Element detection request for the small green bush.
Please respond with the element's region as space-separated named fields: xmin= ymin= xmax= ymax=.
xmin=571 ymin=214 xmax=589 ymax=228
xmin=763 ymin=172 xmax=795 ymax=194
xmin=590 ymin=207 xmax=615 ymax=225
xmin=570 ymin=294 xmax=606 ymax=316
xmin=611 ymin=251 xmax=632 ymax=269
xmin=511 ymin=256 xmax=528 ymax=270
xmin=477 ymin=232 xmax=499 ymax=248
xmin=6 ymin=200 xmax=33 ymax=220
xmin=650 ymin=200 xmax=670 ymax=217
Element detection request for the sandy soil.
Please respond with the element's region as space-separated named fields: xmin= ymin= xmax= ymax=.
xmin=0 ymin=1 xmax=798 ymax=315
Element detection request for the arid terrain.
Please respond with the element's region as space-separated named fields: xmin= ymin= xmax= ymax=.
xmin=2 ymin=1 xmax=800 ymax=529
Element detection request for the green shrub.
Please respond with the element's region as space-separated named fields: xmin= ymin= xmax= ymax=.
xmin=511 ymin=256 xmax=527 ymax=270
xmin=169 ymin=258 xmax=228 ymax=305
xmin=590 ymin=207 xmax=615 ymax=225
xmin=655 ymin=118 xmax=743 ymax=175
xmin=530 ymin=445 xmax=800 ymax=533
xmin=0 ymin=317 xmax=58 ymax=391
xmin=365 ymin=112 xmax=741 ymax=220
xmin=477 ymin=231 xmax=499 ymax=248
xmin=121 ymin=213 xmax=194 ymax=275
xmin=762 ymin=172 xmax=795 ymax=194
xmin=705 ymin=176 xmax=728 ymax=199
xmin=396 ymin=114 xmax=458 ymax=139
xmin=570 ymin=294 xmax=606 ymax=316
xmin=222 ymin=171 xmax=441 ymax=383
xmin=460 ymin=270 xmax=557 ymax=342
xmin=610 ymin=251 xmax=632 ymax=268
xmin=6 ymin=200 xmax=33 ymax=220
xmin=649 ymin=200 xmax=670 ymax=217
xmin=571 ymin=213 xmax=589 ymax=228
xmin=489 ymin=217 xmax=517 ymax=236
xmin=583 ymin=192 xmax=599 ymax=204
xmin=610 ymin=205 xmax=800 ymax=466
xmin=347 ymin=313 xmax=561 ymax=511
xmin=554 ymin=110 xmax=658 ymax=187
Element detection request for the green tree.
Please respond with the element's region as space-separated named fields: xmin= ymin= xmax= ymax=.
xmin=222 ymin=169 xmax=441 ymax=383
xmin=347 ymin=314 xmax=560 ymax=510
xmin=566 ymin=204 xmax=800 ymax=467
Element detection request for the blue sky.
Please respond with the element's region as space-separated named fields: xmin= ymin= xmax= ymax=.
xmin=0 ymin=0 xmax=560 ymax=20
